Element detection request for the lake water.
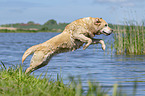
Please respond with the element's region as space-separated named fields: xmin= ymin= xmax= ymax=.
xmin=0 ymin=32 xmax=145 ymax=95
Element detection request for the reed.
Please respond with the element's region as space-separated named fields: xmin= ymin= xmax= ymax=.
xmin=114 ymin=21 xmax=145 ymax=55
xmin=0 ymin=62 xmax=137 ymax=96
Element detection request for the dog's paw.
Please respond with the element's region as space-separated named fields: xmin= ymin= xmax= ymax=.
xmin=102 ymin=44 xmax=106 ymax=51
xmin=83 ymin=46 xmax=87 ymax=50
xmin=99 ymin=40 xmax=105 ymax=51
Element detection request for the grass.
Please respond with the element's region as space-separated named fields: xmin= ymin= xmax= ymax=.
xmin=0 ymin=62 xmax=138 ymax=96
xmin=0 ymin=29 xmax=38 ymax=33
xmin=114 ymin=21 xmax=145 ymax=55
xmin=0 ymin=21 xmax=69 ymax=33
xmin=0 ymin=64 xmax=76 ymax=96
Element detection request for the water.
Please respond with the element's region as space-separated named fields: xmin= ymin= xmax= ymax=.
xmin=0 ymin=32 xmax=145 ymax=95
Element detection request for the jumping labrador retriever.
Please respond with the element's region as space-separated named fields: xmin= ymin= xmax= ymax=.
xmin=22 ymin=17 xmax=113 ymax=74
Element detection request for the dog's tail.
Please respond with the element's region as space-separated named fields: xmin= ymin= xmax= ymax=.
xmin=22 ymin=44 xmax=40 ymax=64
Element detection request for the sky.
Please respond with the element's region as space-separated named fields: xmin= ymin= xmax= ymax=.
xmin=0 ymin=0 xmax=145 ymax=25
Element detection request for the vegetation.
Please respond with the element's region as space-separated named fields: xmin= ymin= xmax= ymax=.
xmin=44 ymin=19 xmax=57 ymax=25
xmin=114 ymin=21 xmax=145 ymax=55
xmin=0 ymin=19 xmax=145 ymax=55
xmin=0 ymin=19 xmax=69 ymax=32
xmin=1 ymin=62 xmax=138 ymax=96
xmin=0 ymin=29 xmax=38 ymax=33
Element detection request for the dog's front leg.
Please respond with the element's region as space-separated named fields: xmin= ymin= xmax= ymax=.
xmin=73 ymin=34 xmax=92 ymax=50
xmin=91 ymin=39 xmax=106 ymax=51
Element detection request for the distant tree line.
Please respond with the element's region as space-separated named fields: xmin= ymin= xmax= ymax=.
xmin=0 ymin=19 xmax=69 ymax=32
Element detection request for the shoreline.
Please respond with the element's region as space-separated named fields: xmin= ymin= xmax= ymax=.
xmin=0 ymin=63 xmax=130 ymax=96
xmin=0 ymin=27 xmax=62 ymax=33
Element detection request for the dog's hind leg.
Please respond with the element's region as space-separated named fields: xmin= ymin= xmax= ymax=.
xmin=25 ymin=50 xmax=53 ymax=74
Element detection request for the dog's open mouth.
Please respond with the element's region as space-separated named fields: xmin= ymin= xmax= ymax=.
xmin=102 ymin=31 xmax=112 ymax=35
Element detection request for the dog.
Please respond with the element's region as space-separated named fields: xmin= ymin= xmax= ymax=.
xmin=22 ymin=17 xmax=113 ymax=74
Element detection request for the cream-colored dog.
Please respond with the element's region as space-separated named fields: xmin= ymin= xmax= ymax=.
xmin=22 ymin=17 xmax=113 ymax=74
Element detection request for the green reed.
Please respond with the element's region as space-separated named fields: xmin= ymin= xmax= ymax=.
xmin=1 ymin=62 xmax=138 ymax=96
xmin=114 ymin=21 xmax=145 ymax=55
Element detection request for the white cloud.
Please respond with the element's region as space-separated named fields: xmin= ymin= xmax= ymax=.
xmin=121 ymin=2 xmax=134 ymax=7
xmin=96 ymin=0 xmax=126 ymax=3
xmin=0 ymin=1 xmax=43 ymax=8
xmin=94 ymin=0 xmax=145 ymax=7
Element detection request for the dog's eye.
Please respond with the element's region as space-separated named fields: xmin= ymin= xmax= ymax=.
xmin=105 ymin=24 xmax=107 ymax=27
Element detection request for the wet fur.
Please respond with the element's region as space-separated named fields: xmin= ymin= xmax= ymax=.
xmin=22 ymin=17 xmax=113 ymax=74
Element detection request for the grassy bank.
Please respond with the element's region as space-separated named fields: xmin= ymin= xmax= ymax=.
xmin=114 ymin=21 xmax=145 ymax=55
xmin=0 ymin=64 xmax=76 ymax=96
xmin=0 ymin=19 xmax=68 ymax=33
xmin=0 ymin=28 xmax=63 ymax=33
xmin=0 ymin=29 xmax=38 ymax=33
xmin=0 ymin=63 xmax=132 ymax=96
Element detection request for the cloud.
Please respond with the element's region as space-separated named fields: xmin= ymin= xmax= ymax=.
xmin=95 ymin=0 xmax=125 ymax=3
xmin=0 ymin=0 xmax=46 ymax=15
xmin=93 ymin=0 xmax=144 ymax=7
xmin=121 ymin=2 xmax=134 ymax=7
xmin=0 ymin=1 xmax=43 ymax=8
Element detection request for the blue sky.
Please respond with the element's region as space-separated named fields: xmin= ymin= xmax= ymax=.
xmin=0 ymin=0 xmax=145 ymax=25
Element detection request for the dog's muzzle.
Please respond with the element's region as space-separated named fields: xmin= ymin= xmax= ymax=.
xmin=103 ymin=29 xmax=113 ymax=35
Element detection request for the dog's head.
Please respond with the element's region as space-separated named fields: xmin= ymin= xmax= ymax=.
xmin=94 ymin=17 xmax=113 ymax=35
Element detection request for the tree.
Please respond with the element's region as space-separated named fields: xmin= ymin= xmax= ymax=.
xmin=44 ymin=19 xmax=57 ymax=25
xmin=27 ymin=21 xmax=35 ymax=24
xmin=41 ymin=26 xmax=49 ymax=31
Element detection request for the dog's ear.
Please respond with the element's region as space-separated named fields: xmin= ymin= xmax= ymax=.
xmin=94 ymin=18 xmax=101 ymax=25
